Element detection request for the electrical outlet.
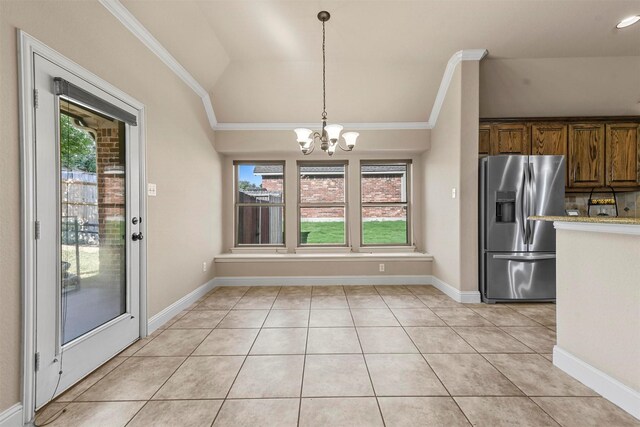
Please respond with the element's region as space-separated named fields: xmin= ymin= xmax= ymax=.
xmin=379 ymin=263 xmax=385 ymax=272
xmin=148 ymin=183 xmax=157 ymax=197
xmin=451 ymin=187 xmax=457 ymax=199
xmin=202 ymin=262 xmax=207 ymax=272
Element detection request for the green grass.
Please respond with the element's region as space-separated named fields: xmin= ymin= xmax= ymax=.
xmin=363 ymin=220 xmax=407 ymax=245
xmin=300 ymin=220 xmax=407 ymax=245
xmin=300 ymin=221 xmax=345 ymax=244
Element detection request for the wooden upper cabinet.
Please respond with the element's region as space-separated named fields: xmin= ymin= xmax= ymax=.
xmin=606 ymin=123 xmax=640 ymax=187
xmin=491 ymin=123 xmax=530 ymax=155
xmin=568 ymin=123 xmax=605 ymax=188
xmin=531 ymin=123 xmax=567 ymax=156
xmin=479 ymin=124 xmax=491 ymax=155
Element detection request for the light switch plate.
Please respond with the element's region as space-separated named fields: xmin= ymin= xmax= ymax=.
xmin=147 ymin=183 xmax=157 ymax=197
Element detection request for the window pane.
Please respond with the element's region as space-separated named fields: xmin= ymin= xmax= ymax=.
xmin=361 ymin=164 xmax=407 ymax=203
xmin=237 ymin=164 xmax=283 ymax=204
xmin=299 ymin=165 xmax=345 ymax=203
xmin=59 ymin=102 xmax=126 ymax=344
xmin=300 ymin=207 xmax=345 ymax=245
xmin=237 ymin=206 xmax=284 ymax=245
xmin=362 ymin=206 xmax=408 ymax=245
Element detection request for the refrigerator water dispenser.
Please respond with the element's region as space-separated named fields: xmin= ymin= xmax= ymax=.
xmin=496 ymin=191 xmax=516 ymax=223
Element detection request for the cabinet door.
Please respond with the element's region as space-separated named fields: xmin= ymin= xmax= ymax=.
xmin=479 ymin=124 xmax=491 ymax=155
xmin=568 ymin=123 xmax=605 ymax=188
xmin=531 ymin=123 xmax=567 ymax=156
xmin=606 ymin=123 xmax=640 ymax=187
xmin=490 ymin=123 xmax=530 ymax=155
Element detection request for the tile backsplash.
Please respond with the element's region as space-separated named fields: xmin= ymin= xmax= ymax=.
xmin=565 ymin=191 xmax=640 ymax=218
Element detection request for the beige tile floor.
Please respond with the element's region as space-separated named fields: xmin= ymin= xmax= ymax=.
xmin=37 ymin=285 xmax=640 ymax=427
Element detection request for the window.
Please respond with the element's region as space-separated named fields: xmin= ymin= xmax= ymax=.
xmin=360 ymin=160 xmax=411 ymax=246
xmin=234 ymin=162 xmax=285 ymax=246
xmin=298 ymin=162 xmax=347 ymax=246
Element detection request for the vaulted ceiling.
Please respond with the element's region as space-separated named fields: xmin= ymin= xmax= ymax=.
xmin=120 ymin=0 xmax=640 ymax=124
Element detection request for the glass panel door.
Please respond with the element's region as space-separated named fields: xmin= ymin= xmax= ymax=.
xmin=34 ymin=54 xmax=141 ymax=410
xmin=59 ymin=98 xmax=127 ymax=344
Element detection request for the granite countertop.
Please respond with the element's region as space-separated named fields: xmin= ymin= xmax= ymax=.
xmin=529 ymin=215 xmax=640 ymax=225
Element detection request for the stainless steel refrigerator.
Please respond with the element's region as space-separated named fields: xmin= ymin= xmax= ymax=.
xmin=479 ymin=155 xmax=565 ymax=303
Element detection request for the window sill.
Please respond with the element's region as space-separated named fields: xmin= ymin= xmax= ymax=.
xmin=358 ymin=245 xmax=417 ymax=253
xmin=230 ymin=247 xmax=288 ymax=254
xmin=295 ymin=246 xmax=352 ymax=254
xmin=215 ymin=252 xmax=433 ymax=263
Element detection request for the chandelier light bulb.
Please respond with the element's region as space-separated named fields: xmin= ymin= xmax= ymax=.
xmin=342 ymin=132 xmax=359 ymax=149
xmin=294 ymin=128 xmax=313 ymax=143
xmin=324 ymin=124 xmax=343 ymax=141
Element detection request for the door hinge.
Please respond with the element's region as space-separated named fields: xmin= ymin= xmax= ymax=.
xmin=35 ymin=221 xmax=41 ymax=240
xmin=35 ymin=352 xmax=40 ymax=372
xmin=34 ymin=89 xmax=39 ymax=109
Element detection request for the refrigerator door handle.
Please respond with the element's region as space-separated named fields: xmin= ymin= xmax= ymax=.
xmin=528 ymin=162 xmax=536 ymax=244
xmin=492 ymin=254 xmax=556 ymax=261
xmin=520 ymin=165 xmax=528 ymax=246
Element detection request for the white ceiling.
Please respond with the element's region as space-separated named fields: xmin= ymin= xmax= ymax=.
xmin=121 ymin=0 xmax=640 ymax=123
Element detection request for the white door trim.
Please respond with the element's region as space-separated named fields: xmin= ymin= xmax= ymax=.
xmin=18 ymin=30 xmax=147 ymax=424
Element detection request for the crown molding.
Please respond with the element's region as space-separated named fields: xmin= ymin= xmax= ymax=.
xmin=213 ymin=122 xmax=430 ymax=131
xmin=99 ymin=0 xmax=486 ymax=133
xmin=427 ymin=48 xmax=488 ymax=127
xmin=99 ymin=0 xmax=218 ymax=128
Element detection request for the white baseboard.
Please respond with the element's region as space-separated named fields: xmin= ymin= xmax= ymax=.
xmin=212 ymin=275 xmax=481 ymax=304
xmin=147 ymin=278 xmax=217 ymax=333
xmin=553 ymin=346 xmax=640 ymax=420
xmin=428 ymin=276 xmax=481 ymax=303
xmin=0 ymin=404 xmax=23 ymax=427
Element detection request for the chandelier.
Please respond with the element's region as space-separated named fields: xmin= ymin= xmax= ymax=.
xmin=294 ymin=11 xmax=359 ymax=156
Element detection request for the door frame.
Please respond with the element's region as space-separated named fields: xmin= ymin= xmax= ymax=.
xmin=18 ymin=30 xmax=148 ymax=424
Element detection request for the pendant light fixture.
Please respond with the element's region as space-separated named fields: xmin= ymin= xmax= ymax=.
xmin=294 ymin=11 xmax=359 ymax=156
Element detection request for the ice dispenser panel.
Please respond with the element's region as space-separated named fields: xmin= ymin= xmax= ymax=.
xmin=496 ymin=191 xmax=516 ymax=223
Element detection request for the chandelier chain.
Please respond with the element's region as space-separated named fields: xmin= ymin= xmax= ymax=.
xmin=322 ymin=20 xmax=327 ymax=121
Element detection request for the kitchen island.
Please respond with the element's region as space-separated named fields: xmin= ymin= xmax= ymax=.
xmin=530 ymin=216 xmax=640 ymax=420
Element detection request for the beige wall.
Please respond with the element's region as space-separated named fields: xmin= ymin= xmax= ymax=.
xmin=215 ymin=129 xmax=430 ymax=155
xmin=459 ymin=62 xmax=480 ymax=292
xmin=422 ymin=61 xmax=480 ymax=291
xmin=422 ymin=65 xmax=462 ymax=286
xmin=0 ymin=1 xmax=222 ymax=413
xmin=216 ymin=260 xmax=432 ymax=277
xmin=480 ymin=57 xmax=640 ymax=118
xmin=556 ymin=229 xmax=640 ymax=392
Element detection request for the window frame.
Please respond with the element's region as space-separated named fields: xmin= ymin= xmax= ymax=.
xmin=297 ymin=160 xmax=349 ymax=247
xmin=233 ymin=160 xmax=286 ymax=247
xmin=359 ymin=159 xmax=412 ymax=247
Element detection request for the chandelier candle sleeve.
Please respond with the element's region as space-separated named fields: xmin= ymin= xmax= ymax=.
xmin=294 ymin=11 xmax=359 ymax=156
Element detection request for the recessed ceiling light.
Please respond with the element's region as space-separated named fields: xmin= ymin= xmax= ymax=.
xmin=616 ymin=15 xmax=640 ymax=29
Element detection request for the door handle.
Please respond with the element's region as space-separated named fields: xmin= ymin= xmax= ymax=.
xmin=493 ymin=254 xmax=555 ymax=261
xmin=528 ymin=162 xmax=535 ymax=244
xmin=132 ymin=232 xmax=144 ymax=241
xmin=520 ymin=166 xmax=527 ymax=245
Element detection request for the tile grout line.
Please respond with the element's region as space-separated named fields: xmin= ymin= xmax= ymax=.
xmin=408 ymin=290 xmax=565 ymax=426
xmin=122 ymin=287 xmax=232 ymax=427
xmin=347 ymin=286 xmax=387 ymax=427
xmin=388 ymin=286 xmax=475 ymax=426
xmin=209 ymin=286 xmax=282 ymax=427
xmin=475 ymin=351 xmax=567 ymax=426
xmin=450 ymin=300 xmax=561 ymax=425
xmin=296 ymin=286 xmax=315 ymax=427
